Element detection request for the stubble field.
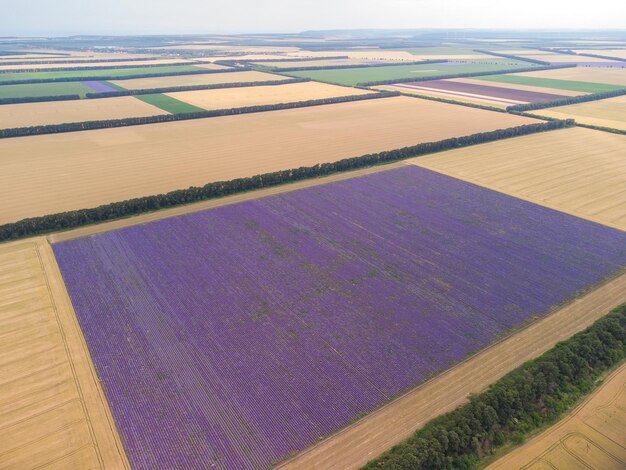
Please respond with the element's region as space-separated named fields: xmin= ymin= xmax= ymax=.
xmin=536 ymin=94 xmax=626 ymax=131
xmin=108 ymin=70 xmax=289 ymax=89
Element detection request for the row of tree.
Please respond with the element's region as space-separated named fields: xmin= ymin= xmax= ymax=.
xmin=272 ymin=59 xmax=446 ymax=73
xmin=364 ymin=303 xmax=626 ymax=469
xmin=239 ymin=55 xmax=350 ymax=63
xmin=0 ymin=94 xmax=81 ymax=105
xmin=575 ymin=52 xmax=626 ymax=63
xmin=0 ymin=91 xmax=397 ymax=138
xmin=356 ymin=64 xmax=572 ymax=86
xmin=0 ymin=57 xmax=168 ymax=66
xmin=0 ymin=61 xmax=196 ymax=74
xmin=0 ymin=67 xmax=249 ymax=86
xmin=0 ymin=119 xmax=573 ymax=241
xmin=473 ymin=49 xmax=551 ymax=65
xmin=508 ymin=88 xmax=626 ymax=112
xmin=398 ymin=91 xmax=505 ymax=113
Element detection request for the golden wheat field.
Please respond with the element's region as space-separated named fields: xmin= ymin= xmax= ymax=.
xmin=537 ymin=95 xmax=626 ymax=131
xmin=0 ymin=96 xmax=537 ymax=223
xmin=410 ymin=127 xmax=626 ymax=231
xmin=109 ymin=70 xmax=289 ymax=89
xmin=0 ymin=238 xmax=128 ymax=469
xmin=166 ymin=81 xmax=371 ymax=110
xmin=488 ymin=362 xmax=626 ymax=470
xmin=517 ymin=66 xmax=626 ymax=86
xmin=0 ymin=96 xmax=167 ymax=128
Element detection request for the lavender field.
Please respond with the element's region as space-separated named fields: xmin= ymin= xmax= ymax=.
xmin=53 ymin=166 xmax=626 ymax=470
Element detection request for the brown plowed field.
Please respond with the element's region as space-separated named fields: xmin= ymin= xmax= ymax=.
xmin=278 ymin=272 xmax=626 ymax=469
xmin=0 ymin=96 xmax=537 ymax=224
xmin=488 ymin=361 xmax=626 ymax=470
xmin=0 ymin=238 xmax=128 ymax=469
xmin=410 ymin=127 xmax=626 ymax=231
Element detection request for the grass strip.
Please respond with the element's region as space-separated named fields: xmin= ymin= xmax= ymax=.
xmin=135 ymin=93 xmax=206 ymax=114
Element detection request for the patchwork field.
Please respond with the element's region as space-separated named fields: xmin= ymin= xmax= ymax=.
xmin=108 ymin=70 xmax=289 ymax=90
xmin=0 ymin=238 xmax=128 ymax=469
xmin=285 ymin=59 xmax=535 ymax=86
xmin=0 ymin=81 xmax=95 ymax=99
xmin=166 ymin=81 xmax=372 ymax=110
xmin=0 ymin=96 xmax=167 ymax=128
xmin=0 ymin=95 xmax=537 ymax=224
xmin=0 ymin=64 xmax=205 ymax=83
xmin=475 ymin=71 xmax=624 ymax=93
xmin=52 ymin=165 xmax=626 ymax=470
xmin=0 ymin=58 xmax=194 ymax=71
xmin=410 ymin=127 xmax=626 ymax=230
xmin=501 ymin=66 xmax=626 ymax=87
xmin=536 ymin=95 xmax=626 ymax=131
xmin=488 ymin=362 xmax=626 ymax=470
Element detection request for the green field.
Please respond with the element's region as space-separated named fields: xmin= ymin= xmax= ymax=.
xmin=135 ymin=93 xmax=206 ymax=114
xmin=404 ymin=47 xmax=485 ymax=55
xmin=0 ymin=65 xmax=204 ymax=83
xmin=285 ymin=60 xmax=535 ymax=86
xmin=476 ymin=74 xmax=624 ymax=93
xmin=0 ymin=81 xmax=94 ymax=98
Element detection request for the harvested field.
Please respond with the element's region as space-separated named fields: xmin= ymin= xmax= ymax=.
xmin=488 ymin=362 xmax=626 ymax=470
xmin=253 ymin=58 xmax=380 ymax=68
xmin=0 ymin=96 xmax=167 ymax=128
xmin=186 ymin=62 xmax=232 ymax=70
xmin=518 ymin=53 xmax=617 ymax=63
xmin=411 ymin=127 xmax=626 ymax=231
xmin=0 ymin=238 xmax=128 ymax=469
xmin=0 ymin=96 xmax=537 ymax=223
xmin=511 ymin=66 xmax=626 ymax=87
xmin=377 ymin=83 xmax=513 ymax=109
xmin=166 ymin=81 xmax=372 ymax=110
xmin=109 ymin=70 xmax=289 ymax=90
xmin=576 ymin=48 xmax=626 ymax=59
xmin=536 ymin=95 xmax=626 ymax=131
xmin=0 ymin=58 xmax=194 ymax=71
xmin=52 ymin=165 xmax=626 ymax=470
xmin=0 ymin=81 xmax=94 ymax=99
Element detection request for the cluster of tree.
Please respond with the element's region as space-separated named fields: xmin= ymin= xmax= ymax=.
xmin=85 ymin=78 xmax=309 ymax=99
xmin=0 ymin=94 xmax=81 ymax=105
xmin=508 ymin=88 xmax=626 ymax=112
xmin=0 ymin=57 xmax=166 ymax=66
xmin=473 ymin=49 xmax=551 ymax=65
xmin=0 ymin=118 xmax=573 ymax=241
xmin=0 ymin=91 xmax=397 ymax=138
xmin=0 ymin=61 xmax=195 ymax=74
xmin=364 ymin=303 xmax=626 ymax=470
xmin=356 ymin=65 xmax=572 ymax=86
xmin=273 ymin=59 xmax=447 ymax=72
xmin=0 ymin=67 xmax=249 ymax=86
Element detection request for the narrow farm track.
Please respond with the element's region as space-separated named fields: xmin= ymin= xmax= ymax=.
xmin=0 ymin=238 xmax=129 ymax=469
xmin=278 ymin=272 xmax=626 ymax=470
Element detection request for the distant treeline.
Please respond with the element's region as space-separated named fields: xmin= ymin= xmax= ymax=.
xmin=85 ymin=77 xmax=309 ymax=99
xmin=0 ymin=61 xmax=197 ymax=74
xmin=0 ymin=67 xmax=248 ymax=86
xmin=473 ymin=49 xmax=551 ymax=65
xmin=239 ymin=56 xmax=350 ymax=63
xmin=0 ymin=119 xmax=573 ymax=241
xmin=0 ymin=91 xmax=397 ymax=138
xmin=0 ymin=94 xmax=81 ymax=105
xmin=363 ymin=303 xmax=626 ymax=470
xmin=356 ymin=64 xmax=572 ymax=86
xmin=271 ymin=59 xmax=446 ymax=72
xmin=0 ymin=56 xmax=166 ymax=66
xmin=575 ymin=52 xmax=626 ymax=63
xmin=508 ymin=88 xmax=626 ymax=112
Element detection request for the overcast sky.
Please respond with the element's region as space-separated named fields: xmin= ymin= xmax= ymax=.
xmin=1 ymin=0 xmax=625 ymax=36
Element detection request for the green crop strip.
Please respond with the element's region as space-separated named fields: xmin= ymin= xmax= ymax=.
xmin=135 ymin=93 xmax=206 ymax=114
xmin=476 ymin=74 xmax=624 ymax=93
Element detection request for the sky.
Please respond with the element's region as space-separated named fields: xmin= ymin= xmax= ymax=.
xmin=1 ymin=0 xmax=625 ymax=36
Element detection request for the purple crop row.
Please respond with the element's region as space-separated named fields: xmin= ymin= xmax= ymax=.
xmin=81 ymin=80 xmax=117 ymax=93
xmin=53 ymin=166 xmax=626 ymax=469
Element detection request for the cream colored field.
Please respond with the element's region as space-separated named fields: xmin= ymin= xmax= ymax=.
xmin=0 ymin=58 xmax=193 ymax=71
xmin=410 ymin=127 xmax=626 ymax=231
xmin=517 ymin=67 xmax=626 ymax=86
xmin=576 ymin=49 xmax=626 ymax=59
xmin=109 ymin=70 xmax=288 ymax=90
xmin=166 ymin=81 xmax=371 ymax=110
xmin=0 ymin=96 xmax=536 ymax=224
xmin=0 ymin=96 xmax=167 ymax=129
xmin=376 ymin=84 xmax=513 ymax=109
xmin=193 ymin=54 xmax=295 ymax=62
xmin=280 ymin=273 xmax=626 ymax=470
xmin=0 ymin=238 xmax=128 ymax=469
xmin=454 ymin=77 xmax=586 ymax=96
xmin=522 ymin=53 xmax=614 ymax=63
xmin=188 ymin=62 xmax=233 ymax=70
xmin=254 ymin=58 xmax=373 ymax=68
xmin=537 ymin=95 xmax=626 ymax=131
xmin=488 ymin=362 xmax=626 ymax=470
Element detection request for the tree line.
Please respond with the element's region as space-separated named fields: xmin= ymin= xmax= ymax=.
xmin=356 ymin=64 xmax=573 ymax=86
xmin=0 ymin=119 xmax=573 ymax=241
xmin=397 ymin=91 xmax=506 ymax=113
xmin=238 ymin=56 xmax=350 ymax=63
xmin=473 ymin=49 xmax=551 ymax=65
xmin=0 ymin=61 xmax=197 ymax=74
xmin=575 ymin=52 xmax=626 ymax=63
xmin=0 ymin=91 xmax=397 ymax=138
xmin=0 ymin=57 xmax=168 ymax=66
xmin=0 ymin=94 xmax=81 ymax=105
xmin=364 ymin=303 xmax=626 ymax=469
xmin=0 ymin=67 xmax=250 ymax=86
xmin=272 ymin=59 xmax=446 ymax=73
xmin=508 ymin=88 xmax=626 ymax=112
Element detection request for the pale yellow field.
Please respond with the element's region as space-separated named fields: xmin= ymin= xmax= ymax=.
xmin=193 ymin=54 xmax=296 ymax=62
xmin=488 ymin=362 xmax=626 ymax=470
xmin=454 ymin=77 xmax=586 ymax=97
xmin=537 ymin=95 xmax=626 ymax=131
xmin=516 ymin=66 xmax=626 ymax=86
xmin=0 ymin=238 xmax=128 ymax=469
xmin=109 ymin=70 xmax=289 ymax=90
xmin=0 ymin=96 xmax=537 ymax=224
xmin=254 ymin=58 xmax=373 ymax=68
xmin=187 ymin=62 xmax=233 ymax=70
xmin=166 ymin=81 xmax=371 ymax=110
xmin=0 ymin=58 xmax=194 ymax=71
xmin=521 ymin=53 xmax=614 ymax=63
xmin=410 ymin=127 xmax=626 ymax=231
xmin=375 ymin=84 xmax=513 ymax=109
xmin=0 ymin=96 xmax=167 ymax=129
xmin=576 ymin=48 xmax=626 ymax=59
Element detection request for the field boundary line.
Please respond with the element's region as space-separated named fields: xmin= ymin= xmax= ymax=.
xmin=277 ymin=272 xmax=626 ymax=469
